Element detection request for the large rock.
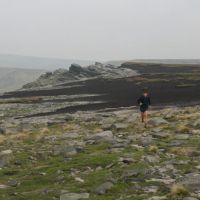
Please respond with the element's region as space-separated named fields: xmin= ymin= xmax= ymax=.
xmin=148 ymin=196 xmax=167 ymax=200
xmin=151 ymin=132 xmax=171 ymax=139
xmin=60 ymin=192 xmax=89 ymax=200
xmin=144 ymin=155 xmax=160 ymax=163
xmin=138 ymin=136 xmax=154 ymax=147
xmin=192 ymin=119 xmax=200 ymax=127
xmin=69 ymin=64 xmax=84 ymax=75
xmin=175 ymin=134 xmax=190 ymax=140
xmin=148 ymin=118 xmax=169 ymax=126
xmin=53 ymin=145 xmax=82 ymax=157
xmin=60 ymin=132 xmax=79 ymax=139
xmin=179 ymin=173 xmax=200 ymax=191
xmin=0 ymin=150 xmax=13 ymax=167
xmin=85 ymin=131 xmax=115 ymax=144
xmin=95 ymin=182 xmax=113 ymax=195
xmin=183 ymin=197 xmax=198 ymax=200
xmin=111 ymin=123 xmax=128 ymax=130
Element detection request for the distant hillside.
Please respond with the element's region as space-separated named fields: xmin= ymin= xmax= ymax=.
xmin=0 ymin=54 xmax=94 ymax=70
xmin=127 ymin=59 xmax=200 ymax=65
xmin=0 ymin=67 xmax=45 ymax=93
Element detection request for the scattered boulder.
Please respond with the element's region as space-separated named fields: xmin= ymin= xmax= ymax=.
xmin=0 ymin=184 xmax=9 ymax=189
xmin=111 ymin=123 xmax=128 ymax=130
xmin=52 ymin=145 xmax=82 ymax=157
xmin=151 ymin=132 xmax=171 ymax=139
xmin=148 ymin=118 xmax=169 ymax=126
xmin=127 ymin=114 xmax=138 ymax=123
xmin=0 ymin=150 xmax=13 ymax=167
xmin=7 ymin=180 xmax=19 ymax=187
xmin=144 ymin=155 xmax=160 ymax=164
xmin=69 ymin=64 xmax=83 ymax=75
xmin=183 ymin=197 xmax=199 ymax=200
xmin=60 ymin=132 xmax=80 ymax=139
xmin=192 ymin=119 xmax=200 ymax=127
xmin=138 ymin=136 xmax=154 ymax=147
xmin=101 ymin=123 xmax=112 ymax=130
xmin=148 ymin=196 xmax=167 ymax=200
xmin=121 ymin=170 xmax=140 ymax=180
xmin=179 ymin=173 xmax=200 ymax=191
xmin=85 ymin=131 xmax=115 ymax=144
xmin=175 ymin=134 xmax=190 ymax=140
xmin=60 ymin=192 xmax=89 ymax=200
xmin=95 ymin=182 xmax=114 ymax=195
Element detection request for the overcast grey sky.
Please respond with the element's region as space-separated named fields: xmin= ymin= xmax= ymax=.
xmin=0 ymin=0 xmax=200 ymax=61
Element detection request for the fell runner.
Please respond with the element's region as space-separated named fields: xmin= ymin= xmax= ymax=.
xmin=137 ymin=88 xmax=151 ymax=128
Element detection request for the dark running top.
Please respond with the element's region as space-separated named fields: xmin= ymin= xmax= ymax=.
xmin=137 ymin=95 xmax=151 ymax=112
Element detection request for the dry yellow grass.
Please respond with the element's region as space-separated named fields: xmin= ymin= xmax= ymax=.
xmin=171 ymin=184 xmax=188 ymax=195
xmin=170 ymin=147 xmax=194 ymax=156
xmin=149 ymin=145 xmax=158 ymax=153
xmin=0 ymin=132 xmax=29 ymax=144
xmin=33 ymin=127 xmax=51 ymax=141
xmin=175 ymin=124 xmax=190 ymax=133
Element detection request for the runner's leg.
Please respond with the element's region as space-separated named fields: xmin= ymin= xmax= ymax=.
xmin=144 ymin=111 xmax=148 ymax=127
xmin=141 ymin=112 xmax=144 ymax=123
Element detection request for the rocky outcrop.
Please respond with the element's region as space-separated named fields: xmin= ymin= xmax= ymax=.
xmin=22 ymin=62 xmax=138 ymax=89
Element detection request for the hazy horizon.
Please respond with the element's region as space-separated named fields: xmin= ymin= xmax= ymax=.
xmin=1 ymin=0 xmax=200 ymax=61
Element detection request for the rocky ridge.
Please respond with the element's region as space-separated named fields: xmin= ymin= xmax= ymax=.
xmin=22 ymin=62 xmax=138 ymax=89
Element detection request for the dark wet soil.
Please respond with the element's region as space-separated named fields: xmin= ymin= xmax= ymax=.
xmin=1 ymin=64 xmax=200 ymax=116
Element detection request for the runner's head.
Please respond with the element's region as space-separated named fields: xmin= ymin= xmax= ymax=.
xmin=143 ymin=87 xmax=148 ymax=96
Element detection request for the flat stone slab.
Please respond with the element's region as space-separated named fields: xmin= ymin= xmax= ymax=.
xmin=60 ymin=193 xmax=89 ymax=200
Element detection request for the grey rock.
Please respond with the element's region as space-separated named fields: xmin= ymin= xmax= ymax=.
xmin=0 ymin=149 xmax=13 ymax=167
xmin=148 ymin=118 xmax=169 ymax=126
xmin=92 ymin=130 xmax=113 ymax=138
xmin=192 ymin=119 xmax=200 ymax=127
xmin=95 ymin=182 xmax=113 ymax=195
xmin=0 ymin=184 xmax=8 ymax=189
xmin=7 ymin=180 xmax=18 ymax=187
xmin=148 ymin=196 xmax=167 ymax=200
xmin=143 ymin=185 xmax=158 ymax=193
xmin=172 ymin=160 xmax=189 ymax=165
xmin=151 ymin=132 xmax=170 ymax=139
xmin=22 ymin=62 xmax=138 ymax=89
xmin=14 ymin=160 xmax=22 ymax=166
xmin=121 ymin=170 xmax=140 ymax=179
xmin=35 ymin=151 xmax=49 ymax=160
xmin=19 ymin=122 xmax=34 ymax=132
xmin=175 ymin=134 xmax=190 ymax=140
xmin=127 ymin=114 xmax=138 ymax=123
xmin=53 ymin=145 xmax=80 ymax=157
xmin=60 ymin=132 xmax=79 ymax=139
xmin=101 ymin=123 xmax=112 ymax=131
xmin=168 ymin=140 xmax=186 ymax=147
xmin=191 ymin=129 xmax=200 ymax=134
xmin=183 ymin=197 xmax=198 ymax=200
xmin=69 ymin=64 xmax=83 ymax=74
xmin=60 ymin=192 xmax=89 ymax=200
xmin=138 ymin=136 xmax=153 ymax=147
xmin=180 ymin=173 xmax=200 ymax=191
xmin=111 ymin=123 xmax=128 ymax=130
xmin=144 ymin=155 xmax=160 ymax=163
xmin=85 ymin=131 xmax=115 ymax=144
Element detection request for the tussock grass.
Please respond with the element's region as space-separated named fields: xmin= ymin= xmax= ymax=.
xmin=170 ymin=184 xmax=188 ymax=196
